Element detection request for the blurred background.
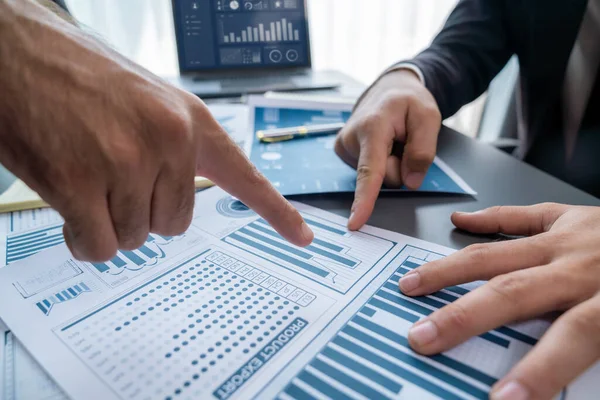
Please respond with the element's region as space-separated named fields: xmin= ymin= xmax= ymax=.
xmin=66 ymin=0 xmax=488 ymax=137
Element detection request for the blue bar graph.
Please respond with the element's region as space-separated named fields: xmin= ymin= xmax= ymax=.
xmin=368 ymin=298 xmax=420 ymax=323
xmin=6 ymin=224 xmax=65 ymax=264
xmin=393 ymin=265 xmax=537 ymax=347
xmin=313 ymin=238 xmax=343 ymax=252
xmin=310 ymin=357 xmax=395 ymax=400
xmin=92 ymin=263 xmax=110 ymax=273
xmin=254 ymin=220 xmax=345 ymax=252
xmin=296 ymin=370 xmax=352 ymax=400
xmin=238 ymin=228 xmax=313 ymax=259
xmin=284 ymin=383 xmax=316 ymax=400
xmin=121 ymin=250 xmax=145 ymax=266
xmin=303 ymin=217 xmax=346 ymax=235
xmin=377 ymin=287 xmax=510 ymax=348
xmin=331 ymin=336 xmax=463 ymax=400
xmin=138 ymin=245 xmax=158 ymax=259
xmin=90 ymin=237 xmax=165 ymax=275
xmin=35 ymin=282 xmax=91 ymax=316
xmin=280 ymin=251 xmax=542 ymax=400
xmin=111 ymin=256 xmax=127 ymax=268
xmin=320 ymin=347 xmax=402 ymax=393
xmin=403 ymin=260 xmax=422 ymax=269
xmin=353 ymin=316 xmax=497 ymax=387
xmin=360 ymin=306 xmax=376 ymax=318
xmin=227 ymin=233 xmax=330 ymax=278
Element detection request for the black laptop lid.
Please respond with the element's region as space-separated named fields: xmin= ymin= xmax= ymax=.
xmin=172 ymin=0 xmax=312 ymax=74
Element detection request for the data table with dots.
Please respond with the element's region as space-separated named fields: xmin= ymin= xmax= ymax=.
xmin=56 ymin=248 xmax=332 ymax=400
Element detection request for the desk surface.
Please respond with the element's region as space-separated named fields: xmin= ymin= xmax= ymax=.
xmin=295 ymin=126 xmax=600 ymax=250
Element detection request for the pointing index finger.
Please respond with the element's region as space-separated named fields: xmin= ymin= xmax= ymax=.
xmin=198 ymin=123 xmax=313 ymax=247
xmin=348 ymin=126 xmax=394 ymax=231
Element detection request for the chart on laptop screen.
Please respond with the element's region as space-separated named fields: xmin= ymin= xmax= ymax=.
xmin=175 ymin=0 xmax=309 ymax=70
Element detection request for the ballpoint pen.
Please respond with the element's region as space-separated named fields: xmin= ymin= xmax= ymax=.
xmin=256 ymin=122 xmax=346 ymax=143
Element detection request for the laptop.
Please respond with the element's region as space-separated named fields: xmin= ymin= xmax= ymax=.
xmin=170 ymin=0 xmax=343 ymax=98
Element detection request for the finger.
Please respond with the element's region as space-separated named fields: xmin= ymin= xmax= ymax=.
xmin=109 ymin=179 xmax=153 ymax=250
xmin=407 ymin=265 xmax=585 ymax=356
xmin=334 ymin=134 xmax=358 ymax=169
xmin=490 ymin=296 xmax=600 ymax=400
xmin=62 ymin=196 xmax=119 ymax=262
xmin=401 ymin=100 xmax=440 ymax=189
xmin=348 ymin=126 xmax=394 ymax=231
xmin=451 ymin=203 xmax=569 ymax=236
xmin=151 ymin=161 xmax=196 ymax=237
xmin=198 ymin=126 xmax=313 ymax=247
xmin=399 ymin=236 xmax=553 ymax=296
xmin=383 ymin=155 xmax=403 ymax=188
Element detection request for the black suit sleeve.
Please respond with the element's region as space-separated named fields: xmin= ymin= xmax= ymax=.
xmin=51 ymin=0 xmax=69 ymax=12
xmin=408 ymin=0 xmax=514 ymax=119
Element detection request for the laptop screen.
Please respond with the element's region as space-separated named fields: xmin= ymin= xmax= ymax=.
xmin=173 ymin=0 xmax=311 ymax=72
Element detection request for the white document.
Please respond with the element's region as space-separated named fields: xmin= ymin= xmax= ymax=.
xmin=0 ymin=188 xmax=597 ymax=399
xmin=0 ymin=208 xmax=68 ymax=400
xmin=208 ymin=104 xmax=250 ymax=148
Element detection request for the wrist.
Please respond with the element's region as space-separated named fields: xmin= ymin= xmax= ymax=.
xmin=354 ymin=66 xmax=426 ymax=112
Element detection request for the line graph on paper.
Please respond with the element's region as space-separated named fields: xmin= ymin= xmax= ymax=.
xmin=222 ymin=214 xmax=396 ymax=294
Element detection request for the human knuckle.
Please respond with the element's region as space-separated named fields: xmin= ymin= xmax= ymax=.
xmin=488 ymin=274 xmax=525 ymax=306
xmin=115 ymin=224 xmax=147 ymax=250
xmin=356 ymin=165 xmax=383 ymax=182
xmin=443 ymin=302 xmax=471 ymax=331
xmin=409 ymin=149 xmax=435 ymax=166
xmin=463 ymin=243 xmax=492 ymax=265
xmin=359 ymin=113 xmax=386 ymax=133
xmin=568 ymin=309 xmax=600 ymax=343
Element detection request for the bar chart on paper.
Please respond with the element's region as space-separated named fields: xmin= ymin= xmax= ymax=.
xmin=5 ymin=224 xmax=64 ymax=265
xmin=222 ymin=215 xmax=396 ymax=294
xmin=276 ymin=246 xmax=547 ymax=400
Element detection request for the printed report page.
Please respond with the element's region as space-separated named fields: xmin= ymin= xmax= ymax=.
xmin=0 ymin=188 xmax=597 ymax=399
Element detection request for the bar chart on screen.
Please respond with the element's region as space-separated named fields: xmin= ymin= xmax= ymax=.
xmin=222 ymin=214 xmax=396 ymax=294
xmin=273 ymin=245 xmax=549 ymax=400
xmin=219 ymin=15 xmax=302 ymax=44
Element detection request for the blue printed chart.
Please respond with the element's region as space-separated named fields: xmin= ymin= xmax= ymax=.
xmin=2 ymin=332 xmax=66 ymax=400
xmin=35 ymin=282 xmax=91 ymax=316
xmin=222 ymin=214 xmax=396 ymax=294
xmin=5 ymin=224 xmax=64 ymax=265
xmin=55 ymin=247 xmax=335 ymax=400
xmin=267 ymin=246 xmax=548 ymax=400
xmin=248 ymin=98 xmax=476 ymax=196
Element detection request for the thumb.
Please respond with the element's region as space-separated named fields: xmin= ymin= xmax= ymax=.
xmin=401 ymin=99 xmax=441 ymax=189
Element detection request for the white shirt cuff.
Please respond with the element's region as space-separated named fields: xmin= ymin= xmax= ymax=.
xmin=384 ymin=63 xmax=426 ymax=86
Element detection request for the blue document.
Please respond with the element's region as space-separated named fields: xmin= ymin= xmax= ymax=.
xmin=247 ymin=97 xmax=476 ymax=196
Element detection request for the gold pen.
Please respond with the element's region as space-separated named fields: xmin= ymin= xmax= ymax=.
xmin=257 ymin=122 xmax=346 ymax=143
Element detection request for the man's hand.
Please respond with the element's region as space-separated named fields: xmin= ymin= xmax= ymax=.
xmin=399 ymin=203 xmax=600 ymax=400
xmin=334 ymin=69 xmax=441 ymax=230
xmin=0 ymin=0 xmax=313 ymax=261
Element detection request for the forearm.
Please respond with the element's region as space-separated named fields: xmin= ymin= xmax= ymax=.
xmin=404 ymin=0 xmax=514 ymax=119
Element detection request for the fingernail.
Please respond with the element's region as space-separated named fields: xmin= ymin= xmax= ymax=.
xmin=405 ymin=172 xmax=425 ymax=188
xmin=491 ymin=381 xmax=529 ymax=400
xmin=408 ymin=320 xmax=438 ymax=347
xmin=453 ymin=211 xmax=472 ymax=216
xmin=399 ymin=272 xmax=421 ymax=293
xmin=300 ymin=222 xmax=314 ymax=243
